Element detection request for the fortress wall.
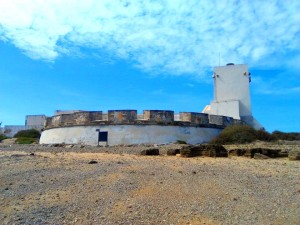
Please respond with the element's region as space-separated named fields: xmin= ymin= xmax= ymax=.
xmin=108 ymin=110 xmax=137 ymax=123
xmin=40 ymin=125 xmax=222 ymax=146
xmin=46 ymin=111 xmax=102 ymax=128
xmin=179 ymin=112 xmax=209 ymax=124
xmin=44 ymin=110 xmax=238 ymax=129
xmin=50 ymin=115 xmax=62 ymax=127
xmin=45 ymin=117 xmax=53 ymax=127
xmin=143 ymin=110 xmax=174 ymax=123
xmin=89 ymin=111 xmax=103 ymax=121
xmin=208 ymin=115 xmax=223 ymax=126
xmin=233 ymin=119 xmax=243 ymax=125
xmin=208 ymin=115 xmax=234 ymax=126
xmin=73 ymin=111 xmax=103 ymax=124
xmin=223 ymin=116 xmax=234 ymax=126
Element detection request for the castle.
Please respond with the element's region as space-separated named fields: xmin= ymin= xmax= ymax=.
xmin=39 ymin=63 xmax=263 ymax=146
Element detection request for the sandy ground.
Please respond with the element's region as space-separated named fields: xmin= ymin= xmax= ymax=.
xmin=0 ymin=144 xmax=299 ymax=225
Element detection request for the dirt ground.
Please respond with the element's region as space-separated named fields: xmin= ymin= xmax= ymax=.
xmin=0 ymin=144 xmax=299 ymax=225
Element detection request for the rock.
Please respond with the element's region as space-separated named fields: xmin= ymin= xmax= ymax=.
xmin=140 ymin=148 xmax=159 ymax=156
xmin=180 ymin=144 xmax=228 ymax=157
xmin=10 ymin=154 xmax=26 ymax=157
xmin=88 ymin=160 xmax=98 ymax=164
xmin=230 ymin=148 xmax=280 ymax=158
xmin=253 ymin=153 xmax=270 ymax=159
xmin=228 ymin=149 xmax=247 ymax=156
xmin=288 ymin=149 xmax=300 ymax=160
xmin=278 ymin=152 xmax=288 ymax=157
xmin=261 ymin=149 xmax=280 ymax=158
xmin=52 ymin=143 xmax=65 ymax=147
xmin=65 ymin=145 xmax=74 ymax=148
xmin=29 ymin=153 xmax=35 ymax=156
xmin=166 ymin=149 xmax=180 ymax=156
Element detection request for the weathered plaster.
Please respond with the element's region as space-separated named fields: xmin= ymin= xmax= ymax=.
xmin=40 ymin=125 xmax=222 ymax=146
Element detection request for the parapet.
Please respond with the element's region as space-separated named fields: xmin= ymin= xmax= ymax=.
xmin=143 ymin=110 xmax=174 ymax=123
xmin=55 ymin=110 xmax=85 ymax=115
xmin=208 ymin=115 xmax=234 ymax=126
xmin=180 ymin=112 xmax=209 ymax=124
xmin=45 ymin=111 xmax=102 ymax=128
xmin=108 ymin=110 xmax=137 ymax=123
xmin=44 ymin=109 xmax=239 ymax=129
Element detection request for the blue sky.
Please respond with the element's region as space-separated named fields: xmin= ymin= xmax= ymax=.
xmin=0 ymin=0 xmax=299 ymax=132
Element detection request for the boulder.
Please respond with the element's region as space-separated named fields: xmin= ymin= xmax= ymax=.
xmin=167 ymin=149 xmax=180 ymax=156
xmin=228 ymin=149 xmax=248 ymax=156
xmin=253 ymin=153 xmax=270 ymax=159
xmin=230 ymin=148 xmax=281 ymax=158
xmin=140 ymin=148 xmax=159 ymax=156
xmin=65 ymin=144 xmax=74 ymax=148
xmin=288 ymin=149 xmax=300 ymax=160
xmin=278 ymin=152 xmax=288 ymax=157
xmin=180 ymin=144 xmax=228 ymax=158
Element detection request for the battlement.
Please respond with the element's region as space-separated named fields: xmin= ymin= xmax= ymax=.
xmin=45 ymin=111 xmax=103 ymax=127
xmin=44 ymin=110 xmax=243 ymax=129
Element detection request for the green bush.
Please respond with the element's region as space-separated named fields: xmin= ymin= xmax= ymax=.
xmin=16 ymin=137 xmax=37 ymax=144
xmin=256 ymin=129 xmax=274 ymax=142
xmin=210 ymin=125 xmax=257 ymax=144
xmin=0 ymin=134 xmax=7 ymax=141
xmin=210 ymin=125 xmax=300 ymax=145
xmin=271 ymin=131 xmax=300 ymax=141
xmin=14 ymin=129 xmax=41 ymax=139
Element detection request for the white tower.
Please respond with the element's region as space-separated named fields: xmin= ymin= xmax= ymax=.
xmin=203 ymin=63 xmax=263 ymax=129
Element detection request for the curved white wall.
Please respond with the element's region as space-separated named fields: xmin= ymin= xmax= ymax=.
xmin=40 ymin=125 xmax=222 ymax=146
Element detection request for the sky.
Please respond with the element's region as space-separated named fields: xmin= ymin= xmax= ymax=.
xmin=0 ymin=0 xmax=299 ymax=132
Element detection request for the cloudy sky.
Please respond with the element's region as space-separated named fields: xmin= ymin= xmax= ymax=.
xmin=0 ymin=0 xmax=299 ymax=132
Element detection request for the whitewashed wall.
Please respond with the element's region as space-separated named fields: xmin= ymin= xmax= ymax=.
xmin=40 ymin=125 xmax=222 ymax=146
xmin=213 ymin=64 xmax=252 ymax=117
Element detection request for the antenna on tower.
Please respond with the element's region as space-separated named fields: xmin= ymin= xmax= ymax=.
xmin=218 ymin=52 xmax=220 ymax=66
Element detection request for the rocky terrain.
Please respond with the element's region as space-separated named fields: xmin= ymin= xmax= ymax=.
xmin=0 ymin=143 xmax=299 ymax=225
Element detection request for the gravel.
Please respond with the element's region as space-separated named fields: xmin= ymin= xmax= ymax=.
xmin=0 ymin=143 xmax=299 ymax=224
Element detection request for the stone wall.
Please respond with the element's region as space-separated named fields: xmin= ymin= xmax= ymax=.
xmin=179 ymin=112 xmax=209 ymax=124
xmin=44 ymin=109 xmax=239 ymax=129
xmin=46 ymin=111 xmax=102 ymax=128
xmin=108 ymin=110 xmax=137 ymax=123
xmin=208 ymin=115 xmax=234 ymax=126
xmin=233 ymin=119 xmax=244 ymax=125
xmin=143 ymin=110 xmax=174 ymax=123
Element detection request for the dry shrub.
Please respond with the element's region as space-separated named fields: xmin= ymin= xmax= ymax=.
xmin=210 ymin=125 xmax=257 ymax=144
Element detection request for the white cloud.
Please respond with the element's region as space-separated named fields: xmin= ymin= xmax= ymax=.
xmin=252 ymin=74 xmax=300 ymax=95
xmin=0 ymin=0 xmax=299 ymax=75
